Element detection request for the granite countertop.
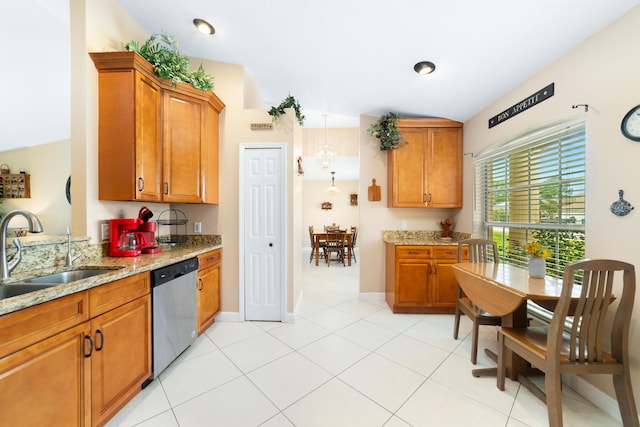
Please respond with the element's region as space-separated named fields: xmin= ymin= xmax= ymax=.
xmin=383 ymin=230 xmax=471 ymax=246
xmin=0 ymin=242 xmax=222 ymax=316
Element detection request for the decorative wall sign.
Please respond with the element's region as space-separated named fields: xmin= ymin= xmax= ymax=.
xmin=610 ymin=189 xmax=634 ymax=216
xmin=321 ymin=202 xmax=332 ymax=210
xmin=488 ymin=83 xmax=555 ymax=128
xmin=350 ymin=193 xmax=358 ymax=206
xmin=250 ymin=123 xmax=273 ymax=130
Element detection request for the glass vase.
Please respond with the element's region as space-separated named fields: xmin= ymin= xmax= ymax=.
xmin=528 ymin=257 xmax=546 ymax=278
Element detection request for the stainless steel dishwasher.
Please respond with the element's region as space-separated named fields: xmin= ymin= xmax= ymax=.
xmin=150 ymin=257 xmax=199 ymax=379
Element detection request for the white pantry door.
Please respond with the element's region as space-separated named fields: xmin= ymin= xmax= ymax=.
xmin=242 ymin=146 xmax=285 ymax=321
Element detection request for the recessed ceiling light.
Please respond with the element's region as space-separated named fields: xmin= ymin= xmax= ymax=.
xmin=193 ymin=18 xmax=215 ymax=35
xmin=414 ymin=61 xmax=436 ymax=75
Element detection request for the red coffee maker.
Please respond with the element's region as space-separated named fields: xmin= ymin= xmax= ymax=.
xmin=109 ymin=218 xmax=146 ymax=257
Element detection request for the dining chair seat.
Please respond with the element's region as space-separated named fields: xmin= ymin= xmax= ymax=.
xmin=497 ymin=259 xmax=639 ymax=427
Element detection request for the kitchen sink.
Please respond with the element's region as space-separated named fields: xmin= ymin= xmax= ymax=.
xmin=0 ymin=283 xmax=58 ymax=299
xmin=25 ymin=268 xmax=122 ymax=284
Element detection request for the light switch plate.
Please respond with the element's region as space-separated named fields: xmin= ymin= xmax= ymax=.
xmin=194 ymin=222 xmax=202 ymax=233
xmin=401 ymin=220 xmax=407 ymax=230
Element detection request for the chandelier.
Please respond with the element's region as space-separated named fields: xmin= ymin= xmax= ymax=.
xmin=316 ymin=114 xmax=335 ymax=168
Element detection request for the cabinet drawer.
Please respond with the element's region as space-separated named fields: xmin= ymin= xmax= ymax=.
xmin=89 ymin=272 xmax=150 ymax=317
xmin=0 ymin=291 xmax=89 ymax=359
xmin=198 ymin=249 xmax=221 ymax=270
xmin=396 ymin=246 xmax=431 ymax=259
xmin=432 ymin=246 xmax=461 ymax=259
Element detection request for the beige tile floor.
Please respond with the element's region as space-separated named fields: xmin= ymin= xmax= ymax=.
xmin=106 ymin=249 xmax=622 ymax=426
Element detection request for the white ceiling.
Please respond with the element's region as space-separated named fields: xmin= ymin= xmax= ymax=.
xmin=3 ymin=0 xmax=639 ymax=154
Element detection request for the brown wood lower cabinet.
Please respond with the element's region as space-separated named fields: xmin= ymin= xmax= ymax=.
xmin=0 ymin=272 xmax=151 ymax=427
xmin=197 ymin=249 xmax=221 ymax=335
xmin=385 ymin=244 xmax=467 ymax=314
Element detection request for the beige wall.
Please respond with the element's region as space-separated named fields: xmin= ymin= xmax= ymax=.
xmin=303 ymin=181 xmax=359 ymax=232
xmin=0 ymin=140 xmax=71 ymax=235
xmin=459 ymin=5 xmax=640 ymax=413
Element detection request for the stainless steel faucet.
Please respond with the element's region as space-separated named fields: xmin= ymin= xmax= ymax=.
xmin=0 ymin=210 xmax=44 ymax=279
xmin=65 ymin=226 xmax=80 ymax=267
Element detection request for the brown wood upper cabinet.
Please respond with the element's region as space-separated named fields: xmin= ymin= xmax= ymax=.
xmin=387 ymin=118 xmax=463 ymax=208
xmin=90 ymin=52 xmax=225 ymax=204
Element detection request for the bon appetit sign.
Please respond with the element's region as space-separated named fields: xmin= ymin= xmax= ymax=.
xmin=488 ymin=83 xmax=554 ymax=128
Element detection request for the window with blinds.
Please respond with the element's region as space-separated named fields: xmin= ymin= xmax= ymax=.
xmin=473 ymin=120 xmax=586 ymax=278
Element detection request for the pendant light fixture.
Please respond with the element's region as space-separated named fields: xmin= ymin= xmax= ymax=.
xmin=327 ymin=171 xmax=339 ymax=194
xmin=316 ymin=113 xmax=335 ymax=168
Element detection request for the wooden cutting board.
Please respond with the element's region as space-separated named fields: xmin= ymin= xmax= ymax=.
xmin=368 ymin=179 xmax=381 ymax=201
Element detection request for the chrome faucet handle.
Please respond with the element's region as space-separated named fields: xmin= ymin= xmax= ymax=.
xmin=7 ymin=237 xmax=22 ymax=274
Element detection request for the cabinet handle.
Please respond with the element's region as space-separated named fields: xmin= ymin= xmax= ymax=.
xmin=422 ymin=193 xmax=427 ymax=203
xmin=408 ymin=251 xmax=419 ymax=255
xmin=95 ymin=330 xmax=105 ymax=351
xmin=84 ymin=335 xmax=94 ymax=358
xmin=445 ymin=251 xmax=455 ymax=256
xmin=138 ymin=177 xmax=144 ymax=192
xmin=165 ymin=182 xmax=169 ymax=195
xmin=207 ymin=256 xmax=216 ymax=262
xmin=433 ymin=264 xmax=438 ymax=274
xmin=198 ymin=278 xmax=204 ymax=291
xmin=427 ymin=193 xmax=432 ymax=203
xmin=427 ymin=264 xmax=432 ymax=274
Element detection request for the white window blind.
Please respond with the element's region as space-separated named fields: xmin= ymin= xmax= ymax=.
xmin=473 ymin=120 xmax=586 ymax=278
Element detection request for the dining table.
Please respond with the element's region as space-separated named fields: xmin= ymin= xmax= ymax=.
xmin=312 ymin=228 xmax=354 ymax=266
xmin=451 ymin=262 xmax=582 ymax=380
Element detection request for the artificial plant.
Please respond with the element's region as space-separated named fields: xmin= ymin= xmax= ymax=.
xmin=367 ymin=112 xmax=406 ymax=150
xmin=268 ymin=95 xmax=305 ymax=126
xmin=125 ymin=32 xmax=214 ymax=91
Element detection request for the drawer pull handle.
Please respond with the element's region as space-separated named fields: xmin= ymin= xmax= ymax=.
xmin=84 ymin=335 xmax=93 ymax=358
xmin=408 ymin=251 xmax=419 ymax=255
xmin=95 ymin=330 xmax=105 ymax=352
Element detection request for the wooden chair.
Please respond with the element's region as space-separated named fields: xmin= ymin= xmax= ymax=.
xmin=324 ymin=230 xmax=346 ymax=267
xmin=308 ymin=226 xmax=326 ymax=263
xmin=345 ymin=226 xmax=358 ymax=263
xmin=453 ymin=238 xmax=502 ymax=365
xmin=497 ymin=259 xmax=639 ymax=427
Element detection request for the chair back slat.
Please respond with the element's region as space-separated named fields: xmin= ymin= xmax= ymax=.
xmin=551 ymin=259 xmax=635 ymax=364
xmin=458 ymin=239 xmax=498 ymax=263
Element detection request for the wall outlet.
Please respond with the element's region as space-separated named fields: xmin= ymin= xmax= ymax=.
xmin=194 ymin=222 xmax=202 ymax=233
xmin=101 ymin=223 xmax=110 ymax=241
xmin=401 ymin=220 xmax=407 ymax=230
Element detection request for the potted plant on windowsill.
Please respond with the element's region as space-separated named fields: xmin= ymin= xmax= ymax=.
xmin=368 ymin=112 xmax=406 ymax=150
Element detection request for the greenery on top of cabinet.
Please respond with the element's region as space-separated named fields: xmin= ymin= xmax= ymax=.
xmin=368 ymin=112 xmax=406 ymax=150
xmin=125 ymin=32 xmax=214 ymax=91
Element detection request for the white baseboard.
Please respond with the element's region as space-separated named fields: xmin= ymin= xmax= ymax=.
xmin=563 ymin=375 xmax=625 ymax=423
xmin=359 ymin=292 xmax=385 ymax=302
xmin=215 ymin=311 xmax=242 ymax=322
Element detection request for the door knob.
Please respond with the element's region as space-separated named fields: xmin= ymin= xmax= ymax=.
xmin=269 ymin=243 xmax=273 ymax=247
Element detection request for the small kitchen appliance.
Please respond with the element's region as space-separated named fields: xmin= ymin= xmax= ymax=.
xmin=108 ymin=218 xmax=144 ymax=257
xmin=137 ymin=206 xmax=162 ymax=254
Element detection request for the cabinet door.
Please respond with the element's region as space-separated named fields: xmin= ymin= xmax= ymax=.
xmin=163 ymin=91 xmax=204 ymax=203
xmin=426 ymin=127 xmax=462 ymax=208
xmin=430 ymin=259 xmax=459 ymax=308
xmin=197 ymin=264 xmax=221 ymax=335
xmin=135 ymin=71 xmax=163 ymax=201
xmin=0 ymin=322 xmax=91 ymax=427
xmin=97 ymin=69 xmax=162 ymax=201
xmin=388 ymin=129 xmax=427 ymax=207
xmin=90 ymin=295 xmax=151 ymax=427
xmin=395 ymin=260 xmax=430 ymax=305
